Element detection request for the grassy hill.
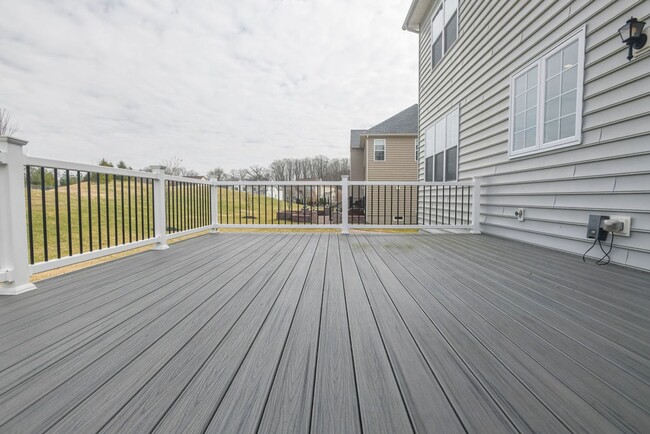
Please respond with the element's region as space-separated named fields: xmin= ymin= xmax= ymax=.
xmin=26 ymin=182 xmax=304 ymax=264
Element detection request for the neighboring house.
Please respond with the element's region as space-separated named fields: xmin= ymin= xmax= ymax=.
xmin=403 ymin=0 xmax=650 ymax=270
xmin=350 ymin=104 xmax=419 ymax=224
xmin=185 ymin=175 xmax=209 ymax=181
xmin=264 ymin=185 xmax=284 ymax=202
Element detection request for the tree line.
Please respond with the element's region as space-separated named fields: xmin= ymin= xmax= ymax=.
xmin=26 ymin=155 xmax=350 ymax=188
xmin=208 ymin=156 xmax=349 ymax=181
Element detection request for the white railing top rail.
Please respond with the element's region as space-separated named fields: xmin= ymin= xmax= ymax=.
xmin=214 ymin=180 xmax=476 ymax=187
xmin=24 ymin=156 xmax=157 ymax=179
xmin=348 ymin=181 xmax=475 ymax=186
xmin=164 ymin=174 xmax=212 ymax=185
xmin=214 ymin=180 xmax=342 ymax=186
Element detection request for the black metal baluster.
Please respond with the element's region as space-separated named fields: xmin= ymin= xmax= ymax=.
xmin=384 ymin=184 xmax=388 ymax=224
xmin=467 ymin=185 xmax=471 ymax=226
xmin=134 ymin=177 xmax=139 ymax=241
xmin=140 ymin=177 xmax=144 ymax=239
xmin=77 ymin=171 xmax=83 ymax=254
xmin=54 ymin=168 xmax=61 ymax=258
xmin=165 ymin=181 xmax=170 ymax=233
xmin=460 ymin=185 xmax=464 ymax=225
xmin=371 ymin=185 xmax=374 ymax=225
xmin=442 ymin=185 xmax=446 ymax=226
xmin=429 ymin=185 xmax=432 ymax=225
xmin=146 ymin=178 xmax=150 ymax=237
xmin=454 ymin=185 xmax=458 ymax=225
xmin=88 ymin=173 xmax=93 ymax=251
xmin=258 ymin=185 xmax=261 ymax=225
xmin=128 ymin=177 xmax=132 ymax=242
xmin=177 ymin=181 xmax=181 ymax=232
xmin=435 ymin=186 xmax=439 ymax=225
xmin=396 ymin=185 xmax=400 ymax=226
xmin=238 ymin=185 xmax=242 ymax=224
xmin=97 ymin=174 xmax=102 ymax=249
xmin=410 ymin=186 xmax=413 ymax=225
xmin=40 ymin=167 xmax=48 ymax=261
xmin=390 ymin=185 xmax=394 ymax=225
xmin=113 ymin=175 xmax=118 ymax=245
xmin=121 ymin=176 xmax=125 ymax=243
xmin=26 ymin=166 xmax=35 ymax=264
xmin=105 ymin=174 xmax=110 ymax=248
xmin=245 ymin=185 xmax=248 ymax=225
xmin=66 ymin=170 xmax=72 ymax=256
xmin=151 ymin=179 xmax=155 ymax=236
xmin=171 ymin=181 xmax=176 ymax=233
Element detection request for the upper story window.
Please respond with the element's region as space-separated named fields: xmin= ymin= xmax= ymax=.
xmin=425 ymin=107 xmax=459 ymax=182
xmin=431 ymin=0 xmax=458 ymax=68
xmin=509 ymin=28 xmax=585 ymax=158
xmin=415 ymin=138 xmax=419 ymax=162
xmin=374 ymin=139 xmax=386 ymax=161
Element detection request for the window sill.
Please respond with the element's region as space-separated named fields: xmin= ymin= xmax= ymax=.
xmin=508 ymin=136 xmax=581 ymax=159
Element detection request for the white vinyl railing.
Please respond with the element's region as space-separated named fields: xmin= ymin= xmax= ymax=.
xmin=0 ymin=136 xmax=481 ymax=295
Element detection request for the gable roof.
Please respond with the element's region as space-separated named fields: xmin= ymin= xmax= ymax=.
xmin=366 ymin=104 xmax=418 ymax=135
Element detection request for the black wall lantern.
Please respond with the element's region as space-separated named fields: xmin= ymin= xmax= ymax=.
xmin=618 ymin=17 xmax=647 ymax=61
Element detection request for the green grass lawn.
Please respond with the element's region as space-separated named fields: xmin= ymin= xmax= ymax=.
xmin=25 ymin=182 xmax=326 ymax=264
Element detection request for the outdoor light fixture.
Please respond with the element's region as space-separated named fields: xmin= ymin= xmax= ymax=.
xmin=618 ymin=17 xmax=647 ymax=61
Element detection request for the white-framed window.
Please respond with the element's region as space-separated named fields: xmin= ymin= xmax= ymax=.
xmin=374 ymin=139 xmax=386 ymax=161
xmin=431 ymin=0 xmax=458 ymax=69
xmin=509 ymin=28 xmax=585 ymax=158
xmin=415 ymin=138 xmax=419 ymax=162
xmin=425 ymin=107 xmax=459 ymax=182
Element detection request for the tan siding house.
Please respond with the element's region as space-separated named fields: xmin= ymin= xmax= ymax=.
xmin=403 ymin=0 xmax=650 ymax=270
xmin=349 ymin=105 xmax=419 ymax=224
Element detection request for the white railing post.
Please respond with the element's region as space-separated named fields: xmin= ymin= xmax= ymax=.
xmin=341 ymin=175 xmax=350 ymax=235
xmin=0 ymin=137 xmax=37 ymax=294
xmin=471 ymin=177 xmax=482 ymax=234
xmin=209 ymin=177 xmax=219 ymax=233
xmin=151 ymin=166 xmax=169 ymax=250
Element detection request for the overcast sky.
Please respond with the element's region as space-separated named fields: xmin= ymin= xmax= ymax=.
xmin=1 ymin=0 xmax=417 ymax=174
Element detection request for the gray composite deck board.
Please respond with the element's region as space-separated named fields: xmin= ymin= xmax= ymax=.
xmin=0 ymin=232 xmax=648 ymax=433
xmin=309 ymin=234 xmax=361 ymax=434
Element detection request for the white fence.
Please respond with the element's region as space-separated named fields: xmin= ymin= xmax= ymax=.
xmin=0 ymin=136 xmax=481 ymax=294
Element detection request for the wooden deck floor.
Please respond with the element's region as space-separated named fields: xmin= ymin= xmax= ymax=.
xmin=0 ymin=233 xmax=649 ymax=433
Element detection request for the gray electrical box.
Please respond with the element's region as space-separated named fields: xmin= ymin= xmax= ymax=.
xmin=587 ymin=215 xmax=609 ymax=240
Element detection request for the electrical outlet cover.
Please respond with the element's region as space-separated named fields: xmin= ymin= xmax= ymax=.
xmin=609 ymin=215 xmax=631 ymax=237
xmin=587 ymin=214 xmax=609 ymax=240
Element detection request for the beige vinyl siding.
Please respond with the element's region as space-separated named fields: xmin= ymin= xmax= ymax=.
xmin=361 ymin=135 xmax=418 ymax=223
xmin=416 ymin=0 xmax=650 ymax=270
xmin=350 ymin=148 xmax=365 ymax=181
xmin=366 ymin=135 xmax=418 ymax=181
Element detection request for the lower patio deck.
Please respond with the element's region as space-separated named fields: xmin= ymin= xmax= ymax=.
xmin=0 ymin=232 xmax=648 ymax=433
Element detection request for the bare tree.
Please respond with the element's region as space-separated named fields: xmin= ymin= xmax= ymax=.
xmin=207 ymin=167 xmax=229 ymax=180
xmin=247 ymin=165 xmax=270 ymax=181
xmin=160 ymin=157 xmax=197 ymax=177
xmin=0 ymin=109 xmax=19 ymax=136
xmin=269 ymin=159 xmax=287 ymax=181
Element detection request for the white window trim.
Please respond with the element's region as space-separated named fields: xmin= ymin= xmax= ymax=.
xmin=430 ymin=0 xmax=459 ymax=69
xmin=508 ymin=27 xmax=585 ymax=158
xmin=415 ymin=138 xmax=419 ymax=162
xmin=425 ymin=105 xmax=459 ymax=181
xmin=373 ymin=138 xmax=386 ymax=162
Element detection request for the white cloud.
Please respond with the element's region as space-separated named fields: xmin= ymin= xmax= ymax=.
xmin=0 ymin=0 xmax=417 ymax=173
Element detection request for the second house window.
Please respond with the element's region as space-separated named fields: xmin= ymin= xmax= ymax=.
xmin=374 ymin=139 xmax=386 ymax=161
xmin=425 ymin=107 xmax=459 ymax=182
xmin=431 ymin=0 xmax=458 ymax=68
